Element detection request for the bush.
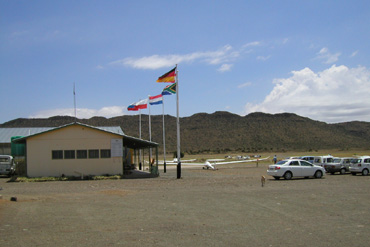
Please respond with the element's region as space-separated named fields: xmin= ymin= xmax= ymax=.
xmin=173 ymin=151 xmax=184 ymax=158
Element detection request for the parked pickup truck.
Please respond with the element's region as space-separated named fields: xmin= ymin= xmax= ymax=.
xmin=324 ymin=157 xmax=353 ymax=175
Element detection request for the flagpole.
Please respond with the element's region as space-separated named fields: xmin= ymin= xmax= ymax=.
xmin=148 ymin=96 xmax=152 ymax=162
xmin=139 ymin=109 xmax=142 ymax=170
xmin=73 ymin=83 xmax=77 ymax=123
xmin=162 ymin=96 xmax=167 ymax=173
xmin=175 ymin=65 xmax=181 ymax=179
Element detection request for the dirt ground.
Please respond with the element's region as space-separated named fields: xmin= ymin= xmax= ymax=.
xmin=0 ymin=160 xmax=369 ymax=247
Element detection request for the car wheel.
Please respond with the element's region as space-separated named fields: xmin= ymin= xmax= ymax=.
xmin=283 ymin=171 xmax=292 ymax=180
xmin=362 ymin=169 xmax=369 ymax=176
xmin=314 ymin=170 xmax=323 ymax=179
xmin=340 ymin=168 xmax=346 ymax=175
xmin=273 ymin=176 xmax=280 ymax=180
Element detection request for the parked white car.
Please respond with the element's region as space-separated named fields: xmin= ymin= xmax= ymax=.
xmin=349 ymin=156 xmax=370 ymax=176
xmin=267 ymin=159 xmax=326 ymax=180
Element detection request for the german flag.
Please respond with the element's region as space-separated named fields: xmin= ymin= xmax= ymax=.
xmin=156 ymin=67 xmax=176 ymax=83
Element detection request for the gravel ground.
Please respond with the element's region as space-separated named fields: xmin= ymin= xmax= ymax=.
xmin=0 ymin=162 xmax=369 ymax=247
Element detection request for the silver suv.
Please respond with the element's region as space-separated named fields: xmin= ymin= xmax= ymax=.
xmin=324 ymin=157 xmax=353 ymax=175
xmin=313 ymin=155 xmax=335 ymax=167
xmin=349 ymin=156 xmax=370 ymax=176
xmin=300 ymin=156 xmax=315 ymax=163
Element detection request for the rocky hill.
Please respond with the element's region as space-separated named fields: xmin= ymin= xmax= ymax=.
xmin=2 ymin=112 xmax=370 ymax=154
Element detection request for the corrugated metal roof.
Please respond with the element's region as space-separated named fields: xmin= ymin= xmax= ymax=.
xmin=0 ymin=125 xmax=124 ymax=143
xmin=0 ymin=127 xmax=53 ymax=143
xmin=97 ymin=126 xmax=124 ymax=135
xmin=2 ymin=123 xmax=158 ymax=149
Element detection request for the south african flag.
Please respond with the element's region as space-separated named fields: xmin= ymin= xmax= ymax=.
xmin=162 ymin=83 xmax=176 ymax=95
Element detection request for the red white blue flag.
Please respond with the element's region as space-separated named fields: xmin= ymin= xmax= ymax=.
xmin=149 ymin=94 xmax=163 ymax=105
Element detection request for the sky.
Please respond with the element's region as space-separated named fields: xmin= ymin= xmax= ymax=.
xmin=1 ymin=0 xmax=369 ymax=124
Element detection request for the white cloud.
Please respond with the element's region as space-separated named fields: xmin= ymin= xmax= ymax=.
xmin=350 ymin=50 xmax=359 ymax=57
xmin=238 ymin=82 xmax=252 ymax=88
xmin=218 ymin=63 xmax=233 ymax=72
xmin=110 ymin=45 xmax=241 ymax=70
xmin=282 ymin=38 xmax=289 ymax=44
xmin=11 ymin=30 xmax=30 ymax=37
xmin=242 ymin=65 xmax=370 ymax=123
xmin=242 ymin=41 xmax=261 ymax=48
xmin=316 ymin=47 xmax=341 ymax=64
xmin=30 ymin=106 xmax=126 ymax=119
xmin=257 ymin=55 xmax=271 ymax=61
xmin=110 ymin=41 xmax=266 ymax=70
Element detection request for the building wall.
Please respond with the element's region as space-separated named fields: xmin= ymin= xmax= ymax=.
xmin=0 ymin=143 xmax=11 ymax=155
xmin=26 ymin=125 xmax=123 ymax=177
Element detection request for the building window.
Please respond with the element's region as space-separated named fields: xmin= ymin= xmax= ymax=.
xmin=89 ymin=149 xmax=99 ymax=159
xmin=64 ymin=150 xmax=75 ymax=159
xmin=77 ymin=150 xmax=87 ymax=159
xmin=100 ymin=149 xmax=111 ymax=158
xmin=52 ymin=150 xmax=63 ymax=159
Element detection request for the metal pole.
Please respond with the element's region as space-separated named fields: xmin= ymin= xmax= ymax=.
xmin=176 ymin=65 xmax=181 ymax=179
xmin=134 ymin=148 xmax=137 ymax=171
xmin=148 ymin=96 xmax=152 ymax=162
xmin=139 ymin=110 xmax=142 ymax=170
xmin=73 ymin=83 xmax=77 ymax=122
xmin=156 ymin=146 xmax=159 ymax=176
xmin=162 ymin=96 xmax=167 ymax=173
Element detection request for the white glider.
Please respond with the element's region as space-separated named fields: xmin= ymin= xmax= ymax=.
xmin=158 ymin=158 xmax=197 ymax=164
xmin=179 ymin=156 xmax=270 ymax=170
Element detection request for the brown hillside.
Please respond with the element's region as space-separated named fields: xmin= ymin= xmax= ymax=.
xmin=1 ymin=112 xmax=370 ymax=154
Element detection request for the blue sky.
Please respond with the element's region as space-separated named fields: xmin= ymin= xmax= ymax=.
xmin=1 ymin=0 xmax=369 ymax=124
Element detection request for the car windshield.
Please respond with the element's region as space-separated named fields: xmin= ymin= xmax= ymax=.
xmin=326 ymin=158 xmax=334 ymax=163
xmin=333 ymin=158 xmax=341 ymax=163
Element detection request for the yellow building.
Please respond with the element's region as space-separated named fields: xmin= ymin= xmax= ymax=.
xmin=14 ymin=122 xmax=158 ymax=178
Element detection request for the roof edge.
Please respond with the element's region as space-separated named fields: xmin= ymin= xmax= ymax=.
xmin=11 ymin=122 xmax=158 ymax=148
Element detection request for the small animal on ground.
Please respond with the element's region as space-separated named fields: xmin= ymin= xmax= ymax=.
xmin=261 ymin=175 xmax=266 ymax=187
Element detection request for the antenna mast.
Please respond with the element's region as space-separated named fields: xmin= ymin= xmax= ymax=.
xmin=74 ymin=83 xmax=77 ymax=122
